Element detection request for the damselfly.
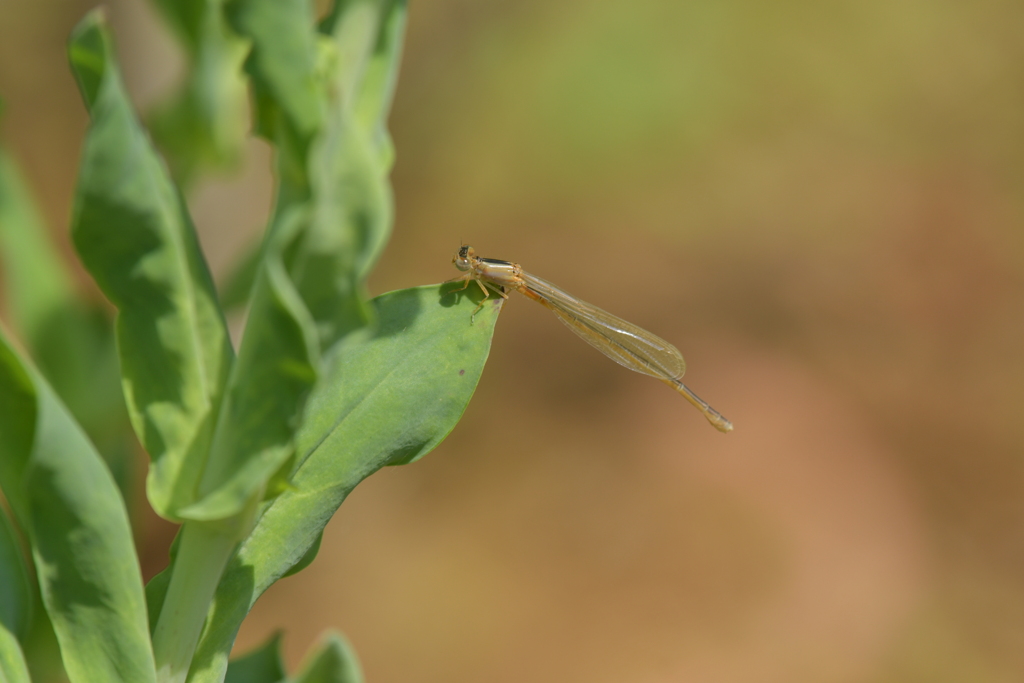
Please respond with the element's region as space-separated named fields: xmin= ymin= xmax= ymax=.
xmin=448 ymin=245 xmax=733 ymax=433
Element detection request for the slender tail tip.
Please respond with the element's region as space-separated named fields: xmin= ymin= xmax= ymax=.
xmin=708 ymin=414 xmax=734 ymax=433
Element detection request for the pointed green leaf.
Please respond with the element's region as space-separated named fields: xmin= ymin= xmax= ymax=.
xmin=0 ymin=328 xmax=157 ymax=683
xmin=291 ymin=632 xmax=362 ymax=683
xmin=184 ymin=285 xmax=502 ymax=682
xmin=145 ymin=566 xmax=173 ymax=636
xmin=225 ymin=632 xmax=286 ymax=683
xmin=67 ymin=11 xmax=234 ymax=520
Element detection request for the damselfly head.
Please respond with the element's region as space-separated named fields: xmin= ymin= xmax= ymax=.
xmin=453 ymin=244 xmax=474 ymax=271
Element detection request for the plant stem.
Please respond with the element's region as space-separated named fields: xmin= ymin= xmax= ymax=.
xmin=151 ymin=521 xmax=238 ymax=683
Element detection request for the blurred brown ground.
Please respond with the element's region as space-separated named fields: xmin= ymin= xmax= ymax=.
xmin=2 ymin=1 xmax=1023 ymax=682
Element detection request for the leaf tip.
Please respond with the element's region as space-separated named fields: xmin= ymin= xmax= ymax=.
xmin=68 ymin=8 xmax=113 ymax=110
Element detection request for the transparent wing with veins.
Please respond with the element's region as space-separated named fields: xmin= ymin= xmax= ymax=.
xmin=519 ymin=272 xmax=686 ymax=381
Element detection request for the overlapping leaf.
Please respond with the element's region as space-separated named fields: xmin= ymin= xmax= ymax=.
xmin=186 ymin=285 xmax=502 ymax=683
xmin=68 ymin=12 xmax=235 ymax=520
xmin=0 ymin=330 xmax=156 ymax=683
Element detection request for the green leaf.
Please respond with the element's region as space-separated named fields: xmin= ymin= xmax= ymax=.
xmin=0 ymin=506 xmax=32 ymax=643
xmin=0 ymin=623 xmax=31 ymax=683
xmin=291 ymin=632 xmax=362 ymax=683
xmin=225 ymin=632 xmax=286 ymax=683
xmin=226 ymin=0 xmax=323 ymax=149
xmin=324 ymin=0 xmax=408 ymax=170
xmin=147 ymin=0 xmax=250 ymax=185
xmin=185 ymin=284 xmax=502 ymax=682
xmin=67 ymin=11 xmax=235 ymax=520
xmin=0 ymin=328 xmax=157 ymax=683
xmin=314 ymin=0 xmax=407 ymax=283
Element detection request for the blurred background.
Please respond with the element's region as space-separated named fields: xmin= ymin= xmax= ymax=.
xmin=2 ymin=1 xmax=1023 ymax=682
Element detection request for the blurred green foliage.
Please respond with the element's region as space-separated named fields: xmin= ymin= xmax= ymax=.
xmin=0 ymin=2 xmax=504 ymax=682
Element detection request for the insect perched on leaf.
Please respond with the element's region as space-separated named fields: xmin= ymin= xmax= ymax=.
xmin=448 ymin=245 xmax=733 ymax=432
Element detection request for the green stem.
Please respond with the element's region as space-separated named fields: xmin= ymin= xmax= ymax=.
xmin=151 ymin=521 xmax=238 ymax=683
